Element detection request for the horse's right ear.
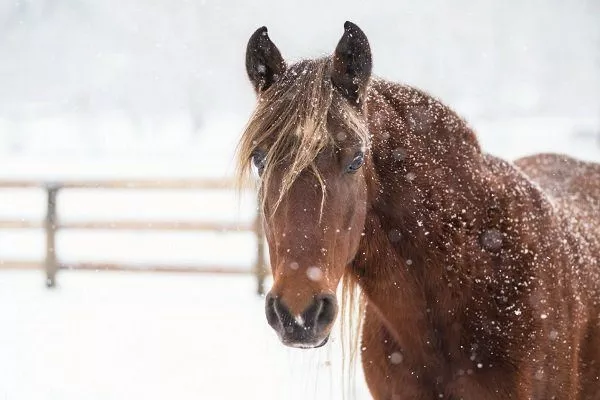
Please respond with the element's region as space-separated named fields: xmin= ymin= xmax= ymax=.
xmin=246 ymin=27 xmax=286 ymax=93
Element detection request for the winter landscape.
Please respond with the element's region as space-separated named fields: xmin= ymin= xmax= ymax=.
xmin=1 ymin=0 xmax=599 ymax=399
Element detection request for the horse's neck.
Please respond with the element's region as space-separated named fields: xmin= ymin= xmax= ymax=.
xmin=354 ymin=81 xmax=491 ymax=358
xmin=353 ymin=210 xmax=442 ymax=355
xmin=354 ymin=207 xmax=470 ymax=361
xmin=356 ymin=81 xmax=570 ymax=365
xmin=362 ymin=80 xmax=487 ymax=274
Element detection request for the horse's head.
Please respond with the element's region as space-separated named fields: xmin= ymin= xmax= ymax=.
xmin=238 ymin=22 xmax=372 ymax=348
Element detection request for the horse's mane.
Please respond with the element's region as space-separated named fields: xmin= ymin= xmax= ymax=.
xmin=236 ymin=57 xmax=369 ymax=218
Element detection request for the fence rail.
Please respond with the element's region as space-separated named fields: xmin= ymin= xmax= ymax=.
xmin=0 ymin=179 xmax=269 ymax=294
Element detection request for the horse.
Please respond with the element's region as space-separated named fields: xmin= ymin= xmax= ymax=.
xmin=237 ymin=21 xmax=600 ymax=399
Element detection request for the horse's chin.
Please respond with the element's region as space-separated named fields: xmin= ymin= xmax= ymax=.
xmin=281 ymin=335 xmax=329 ymax=349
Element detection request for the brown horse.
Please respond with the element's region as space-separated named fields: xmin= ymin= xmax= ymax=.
xmin=237 ymin=22 xmax=600 ymax=399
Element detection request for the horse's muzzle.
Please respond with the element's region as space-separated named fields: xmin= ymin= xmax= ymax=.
xmin=265 ymin=292 xmax=337 ymax=348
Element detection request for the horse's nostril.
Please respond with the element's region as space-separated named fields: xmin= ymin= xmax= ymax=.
xmin=314 ymin=294 xmax=338 ymax=328
xmin=265 ymin=294 xmax=279 ymax=327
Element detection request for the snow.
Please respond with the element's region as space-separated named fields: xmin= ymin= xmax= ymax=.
xmin=307 ymin=266 xmax=324 ymax=282
xmin=0 ymin=270 xmax=371 ymax=400
xmin=480 ymin=228 xmax=503 ymax=251
xmin=389 ymin=352 xmax=403 ymax=365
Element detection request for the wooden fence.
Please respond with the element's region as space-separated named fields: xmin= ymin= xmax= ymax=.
xmin=0 ymin=179 xmax=269 ymax=295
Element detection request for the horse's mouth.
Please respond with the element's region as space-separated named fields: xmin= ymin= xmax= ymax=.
xmin=281 ymin=334 xmax=329 ymax=349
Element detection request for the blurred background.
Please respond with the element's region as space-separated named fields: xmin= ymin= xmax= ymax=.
xmin=0 ymin=0 xmax=599 ymax=399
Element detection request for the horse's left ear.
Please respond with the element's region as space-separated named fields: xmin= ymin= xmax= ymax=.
xmin=331 ymin=21 xmax=372 ymax=104
xmin=246 ymin=26 xmax=286 ymax=93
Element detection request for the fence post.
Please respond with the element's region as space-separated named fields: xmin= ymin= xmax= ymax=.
xmin=45 ymin=184 xmax=60 ymax=288
xmin=254 ymin=209 xmax=268 ymax=296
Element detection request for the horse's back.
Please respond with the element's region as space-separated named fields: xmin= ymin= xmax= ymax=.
xmin=515 ymin=153 xmax=600 ymax=233
xmin=516 ymin=154 xmax=600 ymax=398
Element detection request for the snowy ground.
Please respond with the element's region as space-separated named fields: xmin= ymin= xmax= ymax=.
xmin=0 ymin=270 xmax=371 ymax=400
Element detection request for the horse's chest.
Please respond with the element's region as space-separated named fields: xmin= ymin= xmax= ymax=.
xmin=397 ymin=314 xmax=493 ymax=379
xmin=366 ymin=333 xmax=496 ymax=399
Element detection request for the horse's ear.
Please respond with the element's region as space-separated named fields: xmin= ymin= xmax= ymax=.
xmin=331 ymin=21 xmax=372 ymax=104
xmin=246 ymin=26 xmax=286 ymax=93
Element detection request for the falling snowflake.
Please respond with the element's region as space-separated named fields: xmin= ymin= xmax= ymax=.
xmin=389 ymin=352 xmax=403 ymax=364
xmin=480 ymin=228 xmax=503 ymax=251
xmin=306 ymin=267 xmax=323 ymax=281
xmin=535 ymin=369 xmax=544 ymax=380
xmin=392 ymin=147 xmax=407 ymax=161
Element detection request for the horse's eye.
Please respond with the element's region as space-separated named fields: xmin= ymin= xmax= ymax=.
xmin=252 ymin=150 xmax=266 ymax=175
xmin=346 ymin=152 xmax=365 ymax=174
